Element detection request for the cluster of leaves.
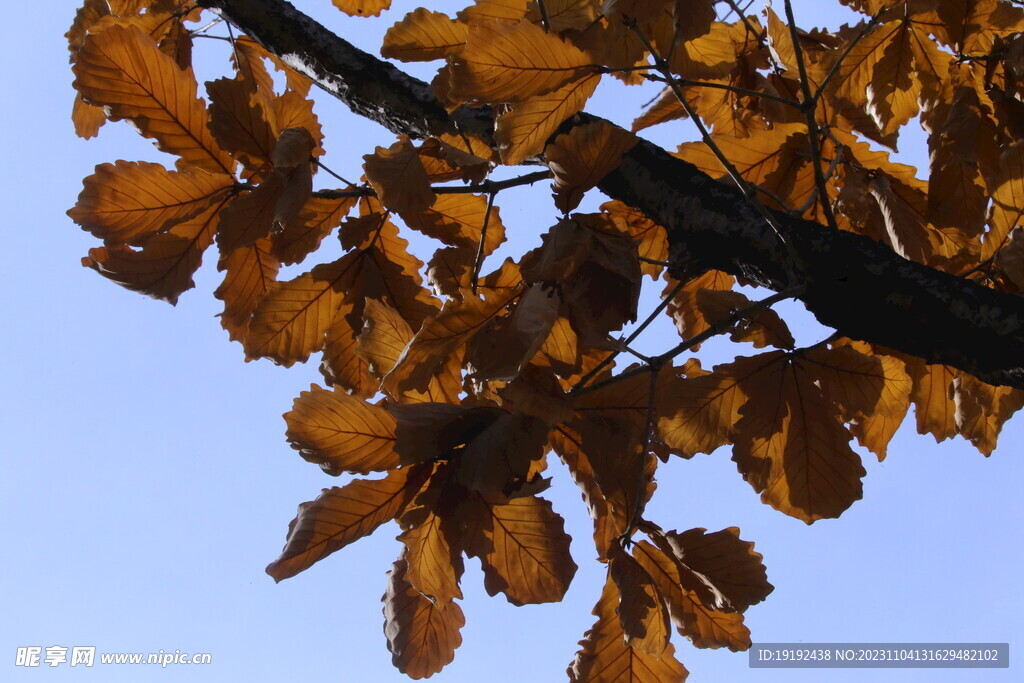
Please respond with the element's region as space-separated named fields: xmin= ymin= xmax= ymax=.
xmin=66 ymin=0 xmax=1024 ymax=680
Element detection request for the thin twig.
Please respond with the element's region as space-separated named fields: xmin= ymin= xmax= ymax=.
xmin=536 ymin=0 xmax=551 ymax=32
xmin=314 ymin=159 xmax=356 ymax=187
xmin=783 ymin=0 xmax=839 ymax=231
xmin=189 ymin=16 xmax=224 ymax=36
xmin=572 ymin=280 xmax=685 ymax=393
xmin=573 ymin=286 xmax=805 ymax=397
xmin=314 ymin=170 xmax=551 ymax=200
xmin=628 ymin=21 xmax=805 ymax=286
xmin=470 ymin=192 xmax=496 ymax=294
xmin=640 ymin=72 xmax=801 ymax=108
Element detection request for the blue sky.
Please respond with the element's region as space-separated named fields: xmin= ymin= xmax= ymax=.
xmin=2 ymin=1 xmax=1021 ymax=681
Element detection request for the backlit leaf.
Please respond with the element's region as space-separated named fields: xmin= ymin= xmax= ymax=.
xmin=450 ymin=19 xmax=593 ymax=104
xmin=73 ymin=25 xmax=234 ymax=175
xmin=568 ymin=575 xmax=689 ymax=682
xmin=333 ymin=0 xmax=391 ymax=18
xmin=547 ymin=121 xmax=639 ymax=213
xmin=285 ymin=385 xmax=401 ymax=475
xmin=266 ymin=465 xmax=428 ymax=581
xmin=382 ymin=9 xmax=467 ymax=62
xmin=383 ymin=556 xmax=465 ymax=679
xmin=69 ymin=160 xmax=233 ymax=244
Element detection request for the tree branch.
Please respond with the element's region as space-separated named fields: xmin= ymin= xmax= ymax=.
xmin=196 ymin=0 xmax=1024 ymax=389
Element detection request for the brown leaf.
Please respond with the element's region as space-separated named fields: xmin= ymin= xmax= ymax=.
xmin=496 ymin=73 xmax=601 ymax=166
xmin=272 ymin=195 xmax=357 ymax=266
xmin=383 ymin=556 xmax=464 ymax=680
xmin=661 ymin=527 xmax=772 ymax=613
xmin=206 ymin=76 xmax=277 ymax=179
xmin=285 ymin=385 xmax=402 ymax=475
xmin=320 ymin=315 xmax=377 ymax=398
xmin=215 ymin=237 xmax=280 ymax=342
xmin=81 ymin=193 xmax=228 ymax=304
xmin=461 ymin=493 xmax=578 ymax=605
xmin=399 ymin=193 xmax=505 ymax=255
xmin=953 ymin=374 xmax=1024 ymax=456
xmin=384 ymin=286 xmax=520 ymax=395
xmin=731 ymin=352 xmax=865 ymax=523
xmin=364 ymin=135 xmax=436 ymax=215
xmin=73 ymin=25 xmax=234 ymax=175
xmin=68 ymin=161 xmax=233 ymax=244
xmin=266 ymin=465 xmax=429 ymax=581
xmin=382 ymin=9 xmax=467 ymax=62
xmin=333 ymin=0 xmax=391 ymax=18
xmin=904 ymin=357 xmax=959 ymax=442
xmin=608 ymin=544 xmax=671 ymax=656
xmin=399 ymin=509 xmax=465 ymax=605
xmin=631 ymin=540 xmax=751 ymax=651
xmin=568 ymin=575 xmax=689 ymax=682
xmin=547 ymin=122 xmax=639 ymax=213
xmin=455 ymin=412 xmax=550 ymax=495
xmin=71 ymin=93 xmax=106 ymax=139
xmin=450 ymin=19 xmax=593 ymax=104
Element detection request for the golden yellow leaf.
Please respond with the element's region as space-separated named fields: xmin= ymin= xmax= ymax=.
xmin=81 ymin=194 xmax=229 ymax=305
xmin=381 ymin=9 xmax=467 ymax=62
xmin=71 ymin=93 xmax=106 ymax=139
xmin=399 ymin=193 xmax=506 ymax=255
xmin=399 ymin=510 xmax=465 ymax=604
xmin=457 ymin=0 xmax=530 ymax=24
xmin=568 ymin=575 xmax=689 ymax=682
xmin=496 ymin=73 xmax=601 ymax=166
xmin=383 ymin=286 xmax=520 ymax=395
xmin=73 ymin=25 xmax=234 ymax=175
xmin=449 ymin=19 xmax=593 ymax=104
xmin=383 ymin=556 xmax=464 ymax=679
xmin=600 ymin=200 xmax=669 ymax=278
xmin=285 ymin=385 xmax=402 ymax=475
xmin=462 ymin=493 xmax=578 ymax=605
xmin=547 ymin=121 xmax=639 ymax=212
xmin=68 ymin=161 xmax=233 ymax=244
xmin=764 ymin=6 xmax=799 ymax=74
xmin=215 ymin=237 xmax=280 ymax=342
xmin=903 ymin=357 xmax=959 ymax=442
xmin=953 ymin=374 xmax=1024 ymax=456
xmin=364 ymin=135 xmax=436 ymax=215
xmin=670 ymin=21 xmax=738 ymax=80
xmin=243 ymin=251 xmax=366 ymax=365
xmin=272 ymin=194 xmax=358 ymax=266
xmin=984 ymin=141 xmax=1024 ymax=261
xmin=333 ymin=0 xmax=391 ymax=18
xmin=663 ymin=270 xmax=734 ymax=348
xmin=529 ymin=0 xmax=599 ymax=33
xmin=266 ymin=465 xmax=429 ymax=582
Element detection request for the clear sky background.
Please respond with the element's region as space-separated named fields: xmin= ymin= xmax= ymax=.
xmin=2 ymin=1 xmax=1021 ymax=681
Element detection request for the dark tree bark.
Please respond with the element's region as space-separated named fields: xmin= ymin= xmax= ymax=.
xmin=197 ymin=0 xmax=1024 ymax=389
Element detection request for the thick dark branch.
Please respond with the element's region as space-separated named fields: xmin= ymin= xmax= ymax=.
xmin=196 ymin=0 xmax=492 ymax=141
xmin=197 ymin=0 xmax=1024 ymax=389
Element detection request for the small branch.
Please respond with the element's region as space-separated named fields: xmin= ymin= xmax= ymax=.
xmin=314 ymin=170 xmax=552 ymax=200
xmin=574 ymin=286 xmax=805 ymax=397
xmin=536 ymin=0 xmax=552 ymax=32
xmin=628 ymin=21 xmax=805 ymax=286
xmin=189 ymin=16 xmax=224 ymax=35
xmin=572 ymin=280 xmax=686 ymax=393
xmin=314 ymin=159 xmax=357 ymax=187
xmin=641 ymin=72 xmax=801 ymax=108
xmin=470 ymin=192 xmax=496 ymax=294
xmin=783 ymin=0 xmax=839 ymax=231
